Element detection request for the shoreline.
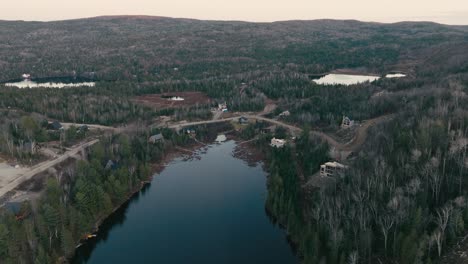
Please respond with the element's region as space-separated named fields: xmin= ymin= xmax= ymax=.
xmin=69 ymin=141 xmax=205 ymax=262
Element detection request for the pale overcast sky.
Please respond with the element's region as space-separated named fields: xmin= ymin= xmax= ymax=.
xmin=1 ymin=0 xmax=468 ymax=25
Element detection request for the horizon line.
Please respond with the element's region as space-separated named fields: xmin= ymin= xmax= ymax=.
xmin=1 ymin=15 xmax=467 ymax=26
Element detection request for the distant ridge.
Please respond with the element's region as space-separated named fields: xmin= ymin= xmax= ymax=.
xmin=0 ymin=15 xmax=466 ymax=27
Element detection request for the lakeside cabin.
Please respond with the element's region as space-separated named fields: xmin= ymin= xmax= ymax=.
xmin=270 ymin=138 xmax=286 ymax=148
xmin=320 ymin=161 xmax=347 ymax=177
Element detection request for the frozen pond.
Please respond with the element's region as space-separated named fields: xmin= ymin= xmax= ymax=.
xmin=313 ymin=74 xmax=380 ymax=85
xmin=4 ymin=80 xmax=95 ymax=89
xmin=385 ymin=73 xmax=406 ymax=78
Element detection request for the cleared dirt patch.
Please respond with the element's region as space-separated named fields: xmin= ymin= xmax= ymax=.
xmin=132 ymin=92 xmax=211 ymax=110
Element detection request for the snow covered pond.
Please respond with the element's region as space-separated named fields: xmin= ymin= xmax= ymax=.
xmin=313 ymin=74 xmax=380 ymax=85
xmin=5 ymin=80 xmax=95 ymax=89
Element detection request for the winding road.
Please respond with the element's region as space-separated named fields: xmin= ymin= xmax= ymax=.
xmin=167 ymin=114 xmax=395 ymax=152
xmin=1 ymin=112 xmax=393 ymax=200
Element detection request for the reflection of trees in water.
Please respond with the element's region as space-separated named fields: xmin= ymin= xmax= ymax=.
xmin=72 ymin=183 xmax=152 ymax=263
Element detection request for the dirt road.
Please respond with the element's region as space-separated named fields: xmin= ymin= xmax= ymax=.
xmin=61 ymin=122 xmax=121 ymax=132
xmin=0 ymin=139 xmax=99 ymax=199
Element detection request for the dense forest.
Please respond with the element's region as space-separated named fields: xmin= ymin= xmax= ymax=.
xmin=0 ymin=17 xmax=468 ymax=263
xmin=262 ymin=58 xmax=468 ymax=263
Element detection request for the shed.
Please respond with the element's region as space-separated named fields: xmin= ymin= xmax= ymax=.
xmin=148 ymin=134 xmax=164 ymax=144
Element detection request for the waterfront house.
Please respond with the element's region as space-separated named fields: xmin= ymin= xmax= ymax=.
xmin=270 ymin=138 xmax=286 ymax=148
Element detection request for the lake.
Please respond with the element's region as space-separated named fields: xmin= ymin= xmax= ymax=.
xmin=4 ymin=80 xmax=95 ymax=88
xmin=313 ymin=73 xmax=380 ymax=85
xmin=72 ymin=140 xmax=298 ymax=264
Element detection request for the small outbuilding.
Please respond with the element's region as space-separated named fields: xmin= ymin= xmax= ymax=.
xmin=279 ymin=110 xmax=290 ymax=117
xmin=148 ymin=133 xmax=164 ymax=144
xmin=105 ymin=160 xmax=117 ymax=170
xmin=341 ymin=116 xmax=354 ymax=129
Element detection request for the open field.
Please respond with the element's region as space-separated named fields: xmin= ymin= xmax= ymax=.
xmin=132 ymin=92 xmax=211 ymax=110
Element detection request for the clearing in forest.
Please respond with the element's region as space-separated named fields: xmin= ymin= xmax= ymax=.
xmin=132 ymin=91 xmax=211 ymax=110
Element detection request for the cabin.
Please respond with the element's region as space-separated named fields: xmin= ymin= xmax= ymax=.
xmin=148 ymin=133 xmax=164 ymax=144
xmin=22 ymin=73 xmax=31 ymax=80
xmin=320 ymin=161 xmax=347 ymax=177
xmin=279 ymin=110 xmax=290 ymax=117
xmin=218 ymin=103 xmax=228 ymax=112
xmin=341 ymin=116 xmax=354 ymax=129
xmin=238 ymin=116 xmax=249 ymax=125
xmin=270 ymin=138 xmax=286 ymax=148
xmin=48 ymin=121 xmax=63 ymax=131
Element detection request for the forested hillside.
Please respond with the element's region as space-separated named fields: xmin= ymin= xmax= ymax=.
xmin=0 ymin=17 xmax=468 ymax=264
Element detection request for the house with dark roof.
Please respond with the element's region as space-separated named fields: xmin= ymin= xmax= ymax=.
xmin=148 ymin=133 xmax=164 ymax=144
xmin=77 ymin=125 xmax=89 ymax=134
xmin=238 ymin=116 xmax=249 ymax=125
xmin=48 ymin=121 xmax=63 ymax=131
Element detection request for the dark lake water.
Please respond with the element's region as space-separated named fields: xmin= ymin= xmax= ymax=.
xmin=73 ymin=140 xmax=298 ymax=264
